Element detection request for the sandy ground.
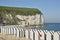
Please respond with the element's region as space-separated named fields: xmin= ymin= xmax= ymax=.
xmin=0 ymin=33 xmax=30 ymax=40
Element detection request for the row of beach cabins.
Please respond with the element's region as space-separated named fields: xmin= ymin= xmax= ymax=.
xmin=0 ymin=25 xmax=60 ymax=40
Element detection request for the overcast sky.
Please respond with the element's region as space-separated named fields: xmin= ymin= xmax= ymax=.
xmin=0 ymin=0 xmax=60 ymax=23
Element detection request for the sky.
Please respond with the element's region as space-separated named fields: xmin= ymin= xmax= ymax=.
xmin=0 ymin=0 xmax=60 ymax=23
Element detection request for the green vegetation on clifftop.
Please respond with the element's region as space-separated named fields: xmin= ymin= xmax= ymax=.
xmin=0 ymin=6 xmax=42 ymax=25
xmin=0 ymin=6 xmax=42 ymax=15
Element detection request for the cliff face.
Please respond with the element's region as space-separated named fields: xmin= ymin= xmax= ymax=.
xmin=0 ymin=6 xmax=44 ymax=26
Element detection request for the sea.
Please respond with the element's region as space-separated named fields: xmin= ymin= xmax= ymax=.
xmin=38 ymin=23 xmax=60 ymax=31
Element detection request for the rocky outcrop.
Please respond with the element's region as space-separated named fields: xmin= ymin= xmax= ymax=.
xmin=0 ymin=6 xmax=44 ymax=26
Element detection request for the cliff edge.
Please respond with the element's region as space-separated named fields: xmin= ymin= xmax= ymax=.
xmin=0 ymin=6 xmax=44 ymax=27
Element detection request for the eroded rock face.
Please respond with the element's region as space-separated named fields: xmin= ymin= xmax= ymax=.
xmin=0 ymin=6 xmax=44 ymax=26
xmin=16 ymin=14 xmax=44 ymax=26
xmin=0 ymin=13 xmax=44 ymax=26
xmin=5 ymin=14 xmax=13 ymax=20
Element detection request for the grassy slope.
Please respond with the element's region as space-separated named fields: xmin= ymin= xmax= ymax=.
xmin=0 ymin=6 xmax=42 ymax=15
